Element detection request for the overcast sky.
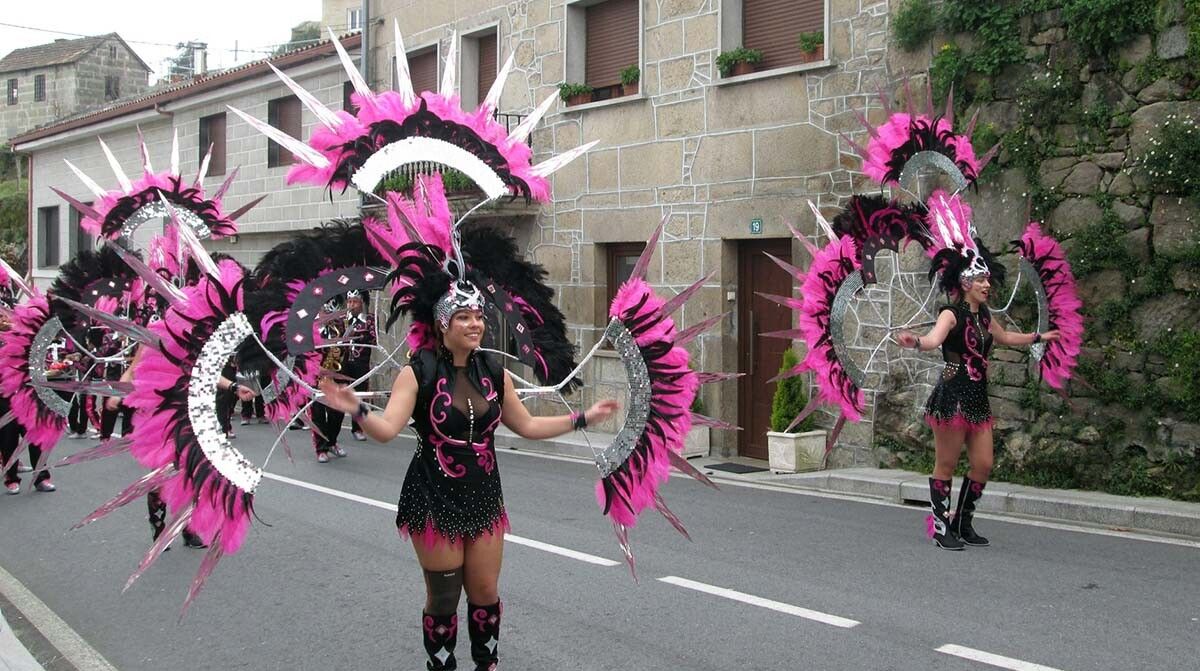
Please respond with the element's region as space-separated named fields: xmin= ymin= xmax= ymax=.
xmin=1 ymin=0 xmax=324 ymax=81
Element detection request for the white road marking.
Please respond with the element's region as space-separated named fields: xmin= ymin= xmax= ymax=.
xmin=261 ymin=472 xmax=619 ymax=566
xmin=495 ymin=448 xmax=1200 ymax=550
xmin=657 ymin=576 xmax=860 ymax=629
xmin=936 ymin=644 xmax=1064 ymax=671
xmin=0 ymin=564 xmax=118 ymax=671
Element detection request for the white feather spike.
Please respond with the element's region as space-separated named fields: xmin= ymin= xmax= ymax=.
xmin=483 ymin=51 xmax=514 ymax=112
xmin=170 ymin=128 xmax=180 ymax=176
xmin=0 ymin=257 xmax=34 ymax=298
xmin=806 ymin=200 xmax=838 ymax=244
xmin=932 ymin=209 xmax=954 ymax=249
xmin=64 ymin=160 xmax=109 ymax=199
xmin=195 ymin=145 xmax=212 ymax=185
xmin=226 ymin=105 xmax=331 ymax=168
xmin=393 ymin=19 xmax=416 ymax=105
xmin=137 ymin=127 xmax=153 ymax=174
xmin=508 ymin=93 xmax=557 ymax=144
xmin=160 ymin=193 xmax=219 ymax=279
xmin=530 ymin=140 xmax=599 ymax=178
xmin=268 ymin=63 xmax=343 ymax=131
xmin=440 ymin=33 xmax=458 ymax=97
xmin=98 ymin=138 xmax=133 ymax=194
xmin=329 ymin=27 xmax=373 ymax=101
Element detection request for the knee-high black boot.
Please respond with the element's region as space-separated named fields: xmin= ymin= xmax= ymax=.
xmin=467 ymin=601 xmax=501 ymax=670
xmin=927 ymin=478 xmax=964 ymax=550
xmin=423 ymin=612 xmax=458 ymax=670
xmin=952 ymin=477 xmax=989 ymax=546
xmin=148 ymin=490 xmax=169 ymax=550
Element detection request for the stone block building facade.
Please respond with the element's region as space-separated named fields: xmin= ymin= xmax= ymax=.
xmin=1 ymin=33 xmax=151 ymax=144
xmin=10 ymin=36 xmax=363 ymax=286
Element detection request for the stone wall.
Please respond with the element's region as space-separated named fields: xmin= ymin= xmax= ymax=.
xmin=72 ymin=38 xmax=150 ymax=114
xmin=874 ymin=1 xmax=1200 ymax=470
xmin=1 ymin=64 xmax=78 ymax=144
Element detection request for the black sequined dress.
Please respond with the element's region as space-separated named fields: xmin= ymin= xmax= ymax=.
xmin=924 ymin=304 xmax=994 ymax=432
xmin=396 ymin=349 xmax=509 ymax=546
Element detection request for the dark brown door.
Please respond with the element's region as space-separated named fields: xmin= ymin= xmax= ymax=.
xmin=737 ymin=238 xmax=793 ymax=460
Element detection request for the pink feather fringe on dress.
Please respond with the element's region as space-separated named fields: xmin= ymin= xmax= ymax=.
xmin=0 ymin=294 xmax=67 ymax=451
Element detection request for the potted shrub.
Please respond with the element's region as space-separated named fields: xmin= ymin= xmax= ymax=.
xmin=441 ymin=168 xmax=478 ymax=194
xmin=558 ymin=82 xmax=594 ymax=106
xmin=715 ymin=47 xmax=764 ymax=77
xmin=683 ymin=394 xmax=710 ymax=458
xmin=797 ymin=31 xmax=824 ymax=63
xmin=766 ymin=348 xmax=826 ymax=473
xmin=620 ymin=65 xmax=641 ymax=96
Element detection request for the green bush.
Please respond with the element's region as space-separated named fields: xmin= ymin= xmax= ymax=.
xmin=929 ymin=43 xmax=968 ymax=101
xmin=619 ymin=65 xmax=640 ymax=86
xmin=1140 ymin=115 xmax=1200 ymax=199
xmin=1062 ymin=0 xmax=1156 ymax=56
xmin=558 ymin=82 xmax=593 ymax=102
xmin=797 ymin=31 xmax=824 ymax=54
xmin=770 ymin=348 xmax=816 ymax=433
xmin=893 ymin=0 xmax=937 ymax=52
xmin=715 ymin=47 xmax=763 ymax=77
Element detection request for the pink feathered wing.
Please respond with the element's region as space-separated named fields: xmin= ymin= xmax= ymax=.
xmin=862 ymin=113 xmax=982 ymax=187
xmin=1014 ymin=223 xmax=1084 ymax=390
xmin=0 ymin=294 xmax=67 ymax=452
xmin=125 ymin=259 xmax=254 ymax=554
xmin=595 ymin=277 xmax=699 ymax=529
xmin=288 ymin=90 xmax=552 ymax=202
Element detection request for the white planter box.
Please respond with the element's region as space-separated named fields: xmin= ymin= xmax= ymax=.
xmin=682 ymin=426 xmax=710 ymax=458
xmin=766 ymin=430 xmax=827 ymax=473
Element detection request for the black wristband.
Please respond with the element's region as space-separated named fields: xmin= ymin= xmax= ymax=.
xmin=354 ymin=401 xmax=369 ymax=420
xmin=1032 ymin=332 xmax=1042 ymax=344
xmin=572 ymin=411 xmax=588 ymax=430
xmin=230 ymin=382 xmax=240 ymax=395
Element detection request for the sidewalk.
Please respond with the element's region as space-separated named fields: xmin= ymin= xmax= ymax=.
xmin=495 ymin=428 xmax=1200 ymax=540
xmin=0 ymin=607 xmax=42 ymax=671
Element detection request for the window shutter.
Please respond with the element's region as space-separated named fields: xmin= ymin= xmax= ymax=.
xmin=477 ymin=33 xmax=498 ymax=106
xmin=268 ymin=96 xmax=301 ymax=167
xmin=743 ymin=0 xmax=824 ymax=71
xmin=585 ymin=0 xmax=639 ymax=89
xmin=409 ymin=50 xmax=439 ymax=95
xmin=208 ymin=113 xmax=227 ymax=176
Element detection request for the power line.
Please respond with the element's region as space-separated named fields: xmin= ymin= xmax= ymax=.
xmin=0 ymin=20 xmax=312 ymax=57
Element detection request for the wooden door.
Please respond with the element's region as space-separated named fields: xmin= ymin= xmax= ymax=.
xmin=737 ymin=238 xmax=794 ymax=460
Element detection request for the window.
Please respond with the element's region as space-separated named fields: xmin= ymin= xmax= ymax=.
xmin=267 ymin=95 xmax=301 ymax=167
xmin=6 ymin=79 xmax=16 ymax=105
xmin=33 ymin=75 xmax=45 ymax=102
xmin=477 ymin=33 xmax=498 ymax=105
xmin=725 ymin=0 xmax=826 ymax=73
xmin=68 ymin=202 xmax=94 ymax=257
xmin=198 ymin=112 xmax=227 ymax=176
xmin=605 ymin=242 xmax=645 ymax=312
xmin=37 ymin=206 xmax=60 ymax=268
xmin=347 ymin=8 xmax=363 ymax=31
xmin=407 ymin=48 xmax=439 ymax=95
xmin=459 ymin=29 xmax=498 ymax=110
xmin=104 ymin=76 xmax=119 ymax=101
xmin=565 ymin=0 xmax=640 ymax=103
xmin=342 ymin=81 xmax=359 ymax=115
xmin=109 ymin=45 xmax=117 ymax=59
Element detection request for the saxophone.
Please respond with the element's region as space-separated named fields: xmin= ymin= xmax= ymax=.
xmin=320 ymin=318 xmax=345 ymax=373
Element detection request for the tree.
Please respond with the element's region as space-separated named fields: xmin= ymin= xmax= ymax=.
xmin=273 ymin=21 xmax=322 ymax=57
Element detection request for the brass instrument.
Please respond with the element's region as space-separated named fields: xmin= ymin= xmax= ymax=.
xmin=320 ymin=317 xmax=345 ymax=374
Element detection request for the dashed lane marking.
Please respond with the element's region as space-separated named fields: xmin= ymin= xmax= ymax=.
xmin=936 ymin=644 xmax=1065 ymax=671
xmin=657 ymin=576 xmax=860 ymax=629
xmin=261 ymin=471 xmax=619 ymax=566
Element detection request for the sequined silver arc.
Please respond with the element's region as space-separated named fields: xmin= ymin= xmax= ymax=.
xmin=1018 ymin=257 xmax=1050 ymax=362
xmin=594 ymin=319 xmax=652 ymax=478
xmin=831 ymin=270 xmax=868 ymax=388
xmin=897 ymin=151 xmax=969 ymax=194
xmin=30 ymin=317 xmax=72 ymax=417
xmin=119 ymin=202 xmax=211 ymax=243
xmin=187 ymin=312 xmax=262 ymax=493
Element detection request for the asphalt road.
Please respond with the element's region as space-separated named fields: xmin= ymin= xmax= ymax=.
xmin=1 ymin=424 xmax=1197 ymax=670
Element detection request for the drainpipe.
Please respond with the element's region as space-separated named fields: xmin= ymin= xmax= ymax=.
xmin=361 ymin=0 xmax=371 ymax=88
